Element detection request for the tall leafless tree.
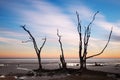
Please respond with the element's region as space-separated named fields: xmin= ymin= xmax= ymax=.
xmin=57 ymin=29 xmax=66 ymax=69
xmin=76 ymin=11 xmax=112 ymax=70
xmin=21 ymin=25 xmax=46 ymax=70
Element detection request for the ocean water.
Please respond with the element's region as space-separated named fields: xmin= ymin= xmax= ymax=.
xmin=0 ymin=58 xmax=120 ymax=66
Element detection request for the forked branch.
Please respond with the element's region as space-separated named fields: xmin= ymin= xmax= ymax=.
xmin=39 ymin=37 xmax=46 ymax=54
xmin=21 ymin=25 xmax=39 ymax=54
xmin=21 ymin=25 xmax=46 ymax=55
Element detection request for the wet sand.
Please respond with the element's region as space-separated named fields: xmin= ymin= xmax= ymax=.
xmin=0 ymin=63 xmax=120 ymax=80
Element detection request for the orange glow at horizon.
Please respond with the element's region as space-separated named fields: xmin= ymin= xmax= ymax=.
xmin=0 ymin=44 xmax=120 ymax=59
xmin=0 ymin=51 xmax=120 ymax=59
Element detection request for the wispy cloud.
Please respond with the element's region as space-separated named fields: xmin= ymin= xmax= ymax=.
xmin=9 ymin=0 xmax=120 ymax=46
xmin=9 ymin=0 xmax=78 ymax=46
xmin=0 ymin=30 xmax=26 ymax=37
xmin=71 ymin=4 xmax=120 ymax=34
xmin=1 ymin=0 xmax=120 ymax=57
xmin=0 ymin=37 xmax=20 ymax=44
xmin=111 ymin=34 xmax=120 ymax=41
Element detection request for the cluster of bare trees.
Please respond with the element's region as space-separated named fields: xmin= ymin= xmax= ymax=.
xmin=21 ymin=11 xmax=112 ymax=71
xmin=21 ymin=25 xmax=67 ymax=70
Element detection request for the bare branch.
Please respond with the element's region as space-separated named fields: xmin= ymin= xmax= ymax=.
xmin=22 ymin=40 xmax=32 ymax=43
xmin=87 ymin=11 xmax=99 ymax=29
xmin=86 ymin=27 xmax=113 ymax=59
xmin=21 ymin=25 xmax=39 ymax=54
xmin=76 ymin=11 xmax=81 ymax=33
xmin=57 ymin=29 xmax=62 ymax=38
xmin=39 ymin=37 xmax=46 ymax=54
xmin=57 ymin=29 xmax=64 ymax=57
xmin=83 ymin=11 xmax=99 ymax=58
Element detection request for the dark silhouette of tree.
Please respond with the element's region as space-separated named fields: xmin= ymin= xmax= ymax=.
xmin=76 ymin=11 xmax=112 ymax=70
xmin=21 ymin=25 xmax=46 ymax=70
xmin=57 ymin=29 xmax=66 ymax=69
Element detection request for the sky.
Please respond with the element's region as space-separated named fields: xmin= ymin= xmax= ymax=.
xmin=0 ymin=0 xmax=120 ymax=59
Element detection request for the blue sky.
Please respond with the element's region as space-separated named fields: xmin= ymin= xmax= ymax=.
xmin=0 ymin=0 xmax=120 ymax=58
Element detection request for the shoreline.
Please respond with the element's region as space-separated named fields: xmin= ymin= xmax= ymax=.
xmin=0 ymin=63 xmax=120 ymax=80
xmin=0 ymin=62 xmax=120 ymax=73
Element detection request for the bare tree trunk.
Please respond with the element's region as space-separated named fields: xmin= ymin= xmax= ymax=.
xmin=57 ymin=29 xmax=66 ymax=69
xmin=80 ymin=57 xmax=86 ymax=70
xmin=21 ymin=25 xmax=46 ymax=71
xmin=80 ymin=57 xmax=83 ymax=69
xmin=83 ymin=57 xmax=86 ymax=69
xmin=76 ymin=12 xmax=83 ymax=70
xmin=37 ymin=54 xmax=42 ymax=70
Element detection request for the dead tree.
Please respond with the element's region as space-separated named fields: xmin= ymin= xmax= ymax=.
xmin=21 ymin=25 xmax=46 ymax=70
xmin=57 ymin=29 xmax=66 ymax=69
xmin=76 ymin=11 xmax=112 ymax=70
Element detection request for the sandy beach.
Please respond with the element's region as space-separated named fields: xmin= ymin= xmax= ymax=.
xmin=0 ymin=62 xmax=120 ymax=80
